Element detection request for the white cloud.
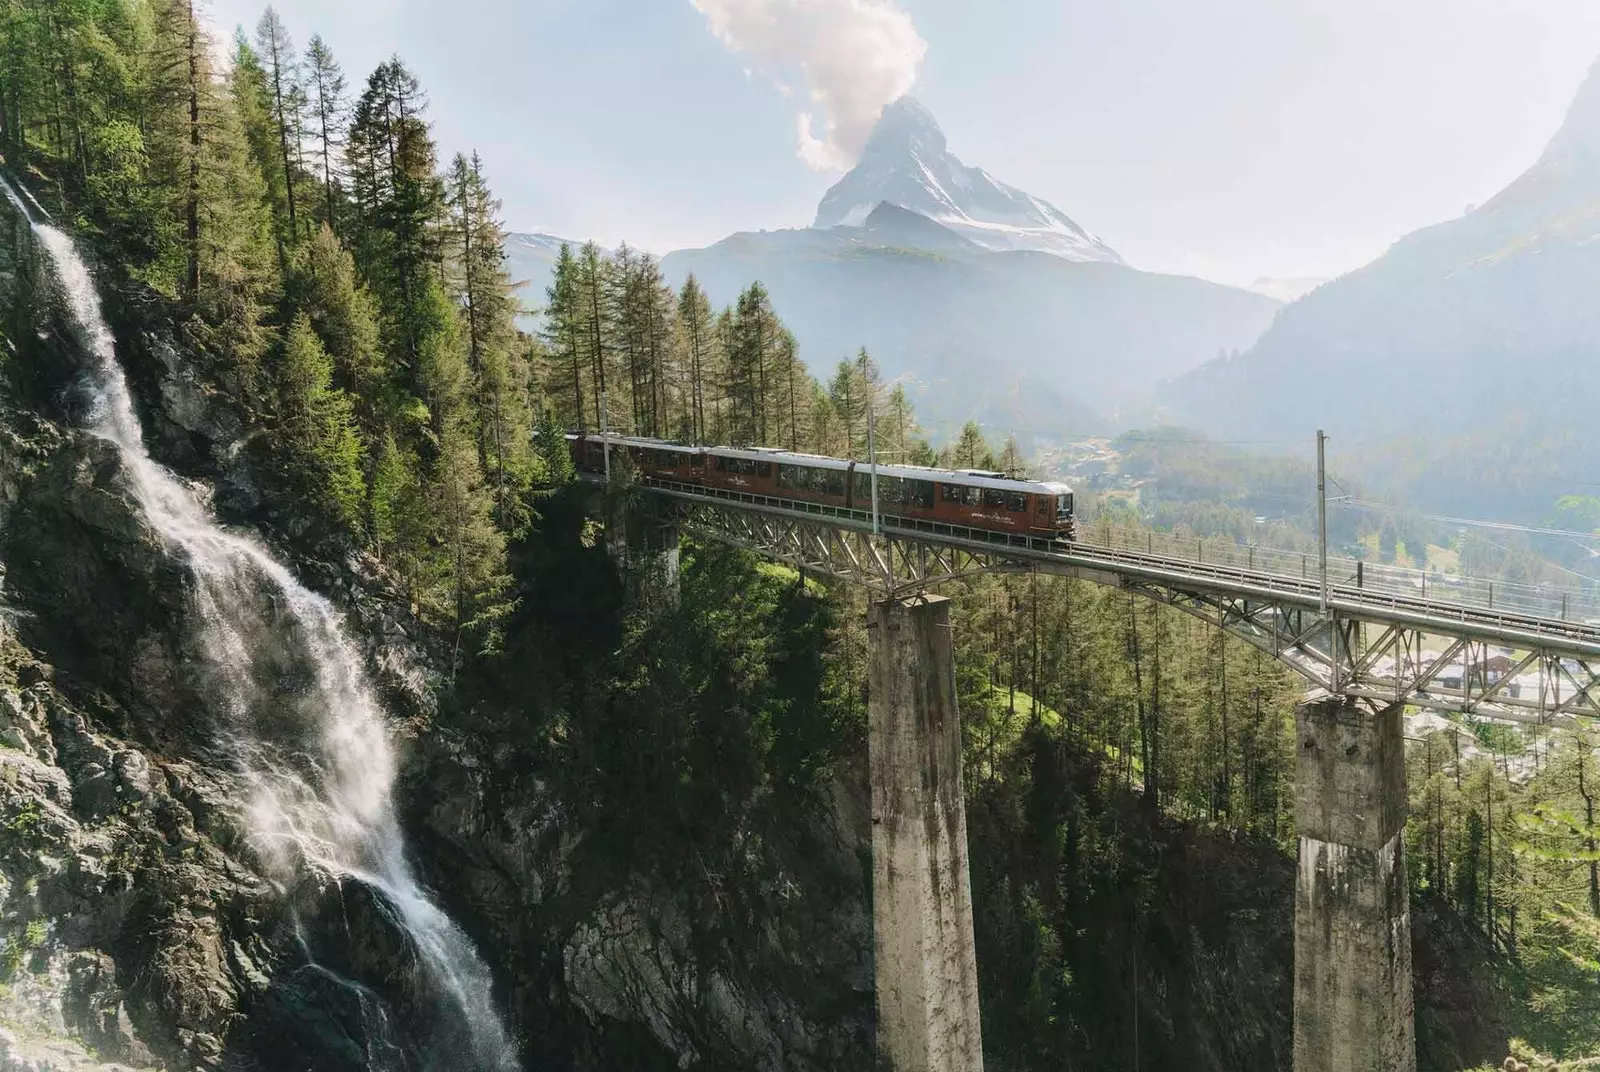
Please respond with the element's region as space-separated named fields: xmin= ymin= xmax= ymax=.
xmin=691 ymin=0 xmax=926 ymax=171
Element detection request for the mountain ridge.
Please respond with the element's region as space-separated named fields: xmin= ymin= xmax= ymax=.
xmin=1162 ymin=54 xmax=1600 ymax=519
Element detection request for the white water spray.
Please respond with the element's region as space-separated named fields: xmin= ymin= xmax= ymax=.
xmin=1 ymin=177 xmax=519 ymax=1070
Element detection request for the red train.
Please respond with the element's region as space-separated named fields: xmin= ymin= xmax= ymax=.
xmin=567 ymin=433 xmax=1076 ymax=541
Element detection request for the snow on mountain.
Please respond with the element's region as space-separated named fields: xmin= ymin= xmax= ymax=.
xmin=813 ymin=96 xmax=1123 ymax=264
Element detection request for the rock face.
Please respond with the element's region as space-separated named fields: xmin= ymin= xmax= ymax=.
xmin=401 ymin=726 xmax=877 ymax=1070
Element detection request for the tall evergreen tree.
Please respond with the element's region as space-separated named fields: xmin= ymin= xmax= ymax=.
xmin=542 ymin=242 xmax=586 ymax=430
xmin=447 ymin=151 xmax=535 ymax=532
xmin=254 ymin=8 xmax=302 ymax=238
xmin=345 ymin=57 xmax=444 ymax=382
xmin=676 ymin=275 xmax=716 ymax=444
xmin=303 ymin=33 xmax=347 ymax=233
xmin=274 ymin=311 xmax=366 ymax=531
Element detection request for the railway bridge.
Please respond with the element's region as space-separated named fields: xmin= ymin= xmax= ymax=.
xmin=600 ymin=468 xmax=1600 ymax=1072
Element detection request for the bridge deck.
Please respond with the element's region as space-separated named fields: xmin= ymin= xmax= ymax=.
xmin=641 ymin=478 xmax=1600 ymax=657
xmin=619 ymin=477 xmax=1600 ymax=722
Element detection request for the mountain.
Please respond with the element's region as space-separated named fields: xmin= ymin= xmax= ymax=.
xmin=662 ymin=203 xmax=1279 ymax=440
xmin=1162 ymin=56 xmax=1600 ymax=519
xmin=814 ymin=97 xmax=1124 ymax=264
xmin=503 ymin=232 xmax=594 ymax=321
xmin=1248 ymin=276 xmax=1327 ymax=303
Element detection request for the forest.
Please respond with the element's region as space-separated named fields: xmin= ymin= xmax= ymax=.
xmin=1 ymin=0 xmax=1598 ymax=1067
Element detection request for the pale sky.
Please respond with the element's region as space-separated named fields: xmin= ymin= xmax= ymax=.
xmin=204 ymin=0 xmax=1600 ymax=288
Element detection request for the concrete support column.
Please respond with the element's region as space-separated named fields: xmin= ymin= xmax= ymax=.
xmin=1293 ymin=696 xmax=1415 ymax=1072
xmin=607 ymin=499 xmax=680 ymax=606
xmin=867 ymin=594 xmax=984 ymax=1072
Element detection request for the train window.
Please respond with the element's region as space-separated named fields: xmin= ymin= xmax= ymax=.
xmin=1057 ymin=494 xmax=1071 ymax=515
xmin=941 ymin=483 xmax=961 ymax=503
xmin=778 ymin=465 xmax=795 ymax=489
xmin=963 ymin=487 xmax=982 ymax=506
xmin=715 ymin=456 xmax=727 ymax=472
xmin=757 ymin=462 xmax=772 ymax=478
xmin=983 ymin=489 xmax=1006 ymax=508
xmin=826 ymin=471 xmax=845 ymax=495
xmin=1007 ymin=493 xmax=1028 ymax=512
xmin=690 ymin=454 xmax=705 ymax=469
xmin=912 ymin=481 xmax=934 ymax=508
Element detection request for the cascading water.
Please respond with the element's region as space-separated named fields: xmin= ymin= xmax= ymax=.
xmin=1 ymin=176 xmax=519 ymax=1070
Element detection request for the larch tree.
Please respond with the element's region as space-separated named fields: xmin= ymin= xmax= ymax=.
xmin=542 ymin=242 xmax=587 ymax=430
xmin=675 ymin=275 xmax=716 ymax=444
xmin=303 ymin=34 xmax=347 ymax=234
xmin=254 ymin=8 xmax=302 ymax=239
xmin=447 ymin=150 xmax=535 ymax=532
xmin=274 ymin=311 xmax=366 ymax=532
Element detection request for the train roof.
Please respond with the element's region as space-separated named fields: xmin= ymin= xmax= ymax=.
xmin=568 ymin=432 xmax=1073 ymax=496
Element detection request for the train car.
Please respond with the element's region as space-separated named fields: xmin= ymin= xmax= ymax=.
xmin=567 ymin=433 xmax=1075 ymax=540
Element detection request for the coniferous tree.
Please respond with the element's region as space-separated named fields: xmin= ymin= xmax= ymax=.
xmin=274 ymin=311 xmax=366 ymax=530
xmin=447 ymin=150 xmax=535 ymax=532
xmin=542 ymin=242 xmax=586 ymax=429
xmin=574 ymin=240 xmax=613 ymax=431
xmin=346 ymin=57 xmax=444 ymax=381
xmin=675 ymin=275 xmax=716 ymax=444
xmin=254 ymin=8 xmax=302 ymax=238
xmin=286 ymin=225 xmax=384 ymax=426
xmin=303 ymin=34 xmax=347 ymax=233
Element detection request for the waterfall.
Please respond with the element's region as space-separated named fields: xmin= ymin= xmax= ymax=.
xmin=1 ymin=178 xmax=520 ymax=1070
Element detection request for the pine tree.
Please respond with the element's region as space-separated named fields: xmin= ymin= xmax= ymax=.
xmin=447 ymin=151 xmax=535 ymax=532
xmin=542 ymin=242 xmax=586 ymax=430
xmin=230 ymin=34 xmax=291 ymax=270
xmin=950 ymin=420 xmax=996 ymax=470
xmin=286 ymin=225 xmax=384 ymax=427
xmin=345 ymin=57 xmax=445 ymax=380
xmin=725 ymin=282 xmax=784 ymax=446
xmin=575 ymin=240 xmax=613 ymax=431
xmin=676 ymin=275 xmax=716 ymax=444
xmin=303 ymin=34 xmax=347 ymax=234
xmin=275 ymin=312 xmax=366 ymax=531
xmin=254 ymin=8 xmax=302 ymax=239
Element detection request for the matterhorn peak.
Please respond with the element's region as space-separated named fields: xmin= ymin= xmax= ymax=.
xmin=861 ymin=96 xmax=948 ymax=158
xmin=813 ymin=97 xmax=1123 ymax=265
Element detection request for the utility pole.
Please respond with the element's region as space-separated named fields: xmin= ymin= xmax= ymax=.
xmin=601 ymin=388 xmax=611 ymax=484
xmin=1317 ymin=429 xmax=1328 ymax=614
xmin=868 ymin=402 xmax=880 ymax=536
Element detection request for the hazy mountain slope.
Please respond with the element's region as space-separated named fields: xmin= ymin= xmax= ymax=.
xmin=814 ymin=96 xmax=1123 ymax=263
xmin=662 ymin=212 xmax=1280 ymax=439
xmin=1164 ymin=57 xmax=1600 ymax=518
xmin=503 ymin=232 xmax=589 ymax=322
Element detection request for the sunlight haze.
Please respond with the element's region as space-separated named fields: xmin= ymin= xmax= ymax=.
xmin=204 ymin=0 xmax=1600 ymax=285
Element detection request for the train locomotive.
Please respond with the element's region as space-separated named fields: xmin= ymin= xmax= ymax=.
xmin=567 ymin=433 xmax=1076 ymax=541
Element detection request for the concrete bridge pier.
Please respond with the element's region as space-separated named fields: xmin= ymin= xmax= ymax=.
xmin=1293 ymin=696 xmax=1415 ymax=1072
xmin=606 ymin=497 xmax=680 ymax=605
xmin=867 ymin=593 xmax=984 ymax=1072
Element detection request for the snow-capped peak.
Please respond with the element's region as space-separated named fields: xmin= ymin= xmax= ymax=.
xmin=813 ymin=96 xmax=1123 ymax=265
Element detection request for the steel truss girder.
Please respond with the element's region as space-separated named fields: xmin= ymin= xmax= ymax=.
xmin=671 ymin=498 xmax=1028 ymax=593
xmin=650 ymin=485 xmax=1600 ymax=724
xmin=1122 ymin=582 xmax=1600 ymax=725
